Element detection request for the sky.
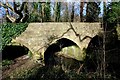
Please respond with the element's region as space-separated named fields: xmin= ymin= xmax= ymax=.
xmin=99 ymin=1 xmax=104 ymax=17
xmin=0 ymin=7 xmax=6 ymax=18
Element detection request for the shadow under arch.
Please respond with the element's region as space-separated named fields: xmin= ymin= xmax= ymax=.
xmin=85 ymin=35 xmax=103 ymax=72
xmin=86 ymin=35 xmax=103 ymax=53
xmin=44 ymin=38 xmax=80 ymax=66
xmin=2 ymin=45 xmax=30 ymax=60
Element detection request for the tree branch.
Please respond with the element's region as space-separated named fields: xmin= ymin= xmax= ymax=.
xmin=6 ymin=15 xmax=16 ymax=22
xmin=0 ymin=2 xmax=14 ymax=11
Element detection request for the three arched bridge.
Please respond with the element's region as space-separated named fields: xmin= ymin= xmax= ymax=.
xmin=11 ymin=22 xmax=103 ymax=61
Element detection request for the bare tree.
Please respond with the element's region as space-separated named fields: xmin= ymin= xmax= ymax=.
xmin=0 ymin=0 xmax=29 ymax=23
xmin=64 ymin=2 xmax=69 ymax=22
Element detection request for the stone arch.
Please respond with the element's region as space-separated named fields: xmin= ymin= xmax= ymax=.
xmin=2 ymin=44 xmax=31 ymax=60
xmin=44 ymin=38 xmax=80 ymax=66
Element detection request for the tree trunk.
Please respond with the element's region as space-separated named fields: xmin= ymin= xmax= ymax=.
xmin=1 ymin=1 xmax=29 ymax=23
xmin=41 ymin=2 xmax=45 ymax=22
xmin=71 ymin=2 xmax=74 ymax=22
xmin=54 ymin=2 xmax=61 ymax=22
xmin=80 ymin=1 xmax=84 ymax=22
xmin=64 ymin=2 xmax=69 ymax=22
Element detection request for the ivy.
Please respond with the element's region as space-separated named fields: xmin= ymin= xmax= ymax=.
xmin=1 ymin=23 xmax=28 ymax=50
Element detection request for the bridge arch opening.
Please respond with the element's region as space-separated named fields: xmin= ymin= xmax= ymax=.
xmin=44 ymin=38 xmax=81 ymax=67
xmin=2 ymin=45 xmax=30 ymax=60
xmin=85 ymin=35 xmax=103 ymax=72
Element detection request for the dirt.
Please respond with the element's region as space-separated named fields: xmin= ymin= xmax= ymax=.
xmin=2 ymin=55 xmax=43 ymax=79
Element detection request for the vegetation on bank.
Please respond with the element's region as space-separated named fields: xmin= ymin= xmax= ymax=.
xmin=1 ymin=23 xmax=28 ymax=70
xmin=1 ymin=23 xmax=28 ymax=50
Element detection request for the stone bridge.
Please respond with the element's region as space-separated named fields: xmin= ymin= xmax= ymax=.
xmin=12 ymin=22 xmax=103 ymax=60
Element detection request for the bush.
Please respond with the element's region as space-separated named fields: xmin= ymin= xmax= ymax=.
xmin=2 ymin=59 xmax=13 ymax=67
xmin=1 ymin=23 xmax=28 ymax=50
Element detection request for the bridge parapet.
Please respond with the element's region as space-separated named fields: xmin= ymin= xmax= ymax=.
xmin=12 ymin=22 xmax=103 ymax=60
